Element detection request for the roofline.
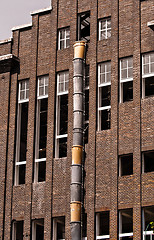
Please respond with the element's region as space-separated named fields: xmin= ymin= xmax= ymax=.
xmin=0 ymin=38 xmax=12 ymax=45
xmin=30 ymin=6 xmax=52 ymax=16
xmin=12 ymin=23 xmax=32 ymax=32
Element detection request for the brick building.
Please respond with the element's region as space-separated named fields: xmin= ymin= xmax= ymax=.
xmin=0 ymin=0 xmax=154 ymax=239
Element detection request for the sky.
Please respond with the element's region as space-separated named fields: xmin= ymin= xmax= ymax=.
xmin=0 ymin=0 xmax=51 ymax=41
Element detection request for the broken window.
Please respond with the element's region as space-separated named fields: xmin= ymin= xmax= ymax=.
xmin=52 ymin=216 xmax=65 ymax=240
xmin=142 ymin=206 xmax=154 ymax=240
xmin=96 ymin=211 xmax=110 ymax=239
xmin=98 ymin=18 xmax=111 ymax=41
xmin=78 ymin=12 xmax=90 ymax=42
xmin=98 ymin=62 xmax=111 ymax=131
xmin=32 ymin=219 xmax=44 ymax=240
xmin=12 ymin=220 xmax=24 ymax=240
xmin=84 ymin=65 xmax=89 ymax=144
xmin=55 ymin=71 xmax=69 ymax=158
xmin=15 ymin=80 xmax=29 ymax=185
xmin=34 ymin=76 xmax=48 ymax=182
xmin=58 ymin=27 xmax=70 ymax=50
xmin=119 ymin=154 xmax=133 ymax=176
xmin=119 ymin=209 xmax=133 ymax=240
xmin=142 ymin=151 xmax=154 ymax=173
xmin=142 ymin=52 xmax=154 ymax=99
xmin=120 ymin=57 xmax=133 ymax=103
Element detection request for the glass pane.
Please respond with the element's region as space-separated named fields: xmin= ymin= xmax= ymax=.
xmin=59 ymin=73 xmax=64 ymax=83
xmin=100 ymin=73 xmax=105 ymax=84
xmin=121 ymin=69 xmax=127 ymax=79
xmin=66 ymin=29 xmax=70 ymax=37
xmin=144 ymin=64 xmax=149 ymax=75
xmin=45 ymin=86 xmax=48 ymax=95
xmin=19 ymin=164 xmax=26 ymax=185
xmin=121 ymin=59 xmax=127 ymax=69
xmin=26 ymin=81 xmax=29 ymax=89
xmin=151 ymin=62 xmax=154 ymax=73
xmin=128 ymin=58 xmax=133 ymax=68
xmin=20 ymin=91 xmax=25 ymax=100
xmin=107 ymin=29 xmax=111 ymax=38
xmin=39 ymin=86 xmax=44 ymax=96
xmin=39 ymin=78 xmax=44 ymax=86
xmin=100 ymin=86 xmax=111 ymax=107
xmin=59 ymin=82 xmax=64 ymax=93
xmin=20 ymin=81 xmax=25 ymax=90
xmin=128 ymin=68 xmax=133 ymax=78
xmin=107 ymin=19 xmax=111 ymax=28
xmin=106 ymin=62 xmax=111 ymax=72
xmin=26 ymin=89 xmax=29 ymax=99
xmin=100 ymin=64 xmax=105 ymax=74
xmin=106 ymin=72 xmax=111 ymax=82
xmin=45 ymin=77 xmax=48 ymax=85
xmin=38 ymin=161 xmax=46 ymax=182
xmin=144 ymin=55 xmax=149 ymax=64
xmin=66 ymin=39 xmax=70 ymax=48
xmin=101 ymin=20 xmax=106 ymax=30
xmin=65 ymin=81 xmax=69 ymax=92
xmin=101 ymin=31 xmax=106 ymax=40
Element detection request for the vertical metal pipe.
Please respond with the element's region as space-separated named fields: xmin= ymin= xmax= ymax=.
xmin=71 ymin=41 xmax=86 ymax=240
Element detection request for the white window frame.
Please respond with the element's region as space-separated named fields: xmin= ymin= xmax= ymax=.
xmin=55 ymin=71 xmax=69 ymax=158
xmin=34 ymin=76 xmax=48 ymax=183
xmin=99 ymin=18 xmax=111 ymax=41
xmin=58 ymin=28 xmax=70 ymax=50
xmin=12 ymin=221 xmax=24 ymax=240
xmin=120 ymin=57 xmax=133 ymax=103
xmin=32 ymin=219 xmax=44 ymax=240
xmin=98 ymin=62 xmax=111 ymax=131
xmin=142 ymin=208 xmax=154 ymax=240
xmin=52 ymin=218 xmax=65 ymax=240
xmin=96 ymin=213 xmax=110 ymax=240
xmin=15 ymin=80 xmax=29 ymax=186
xmin=119 ymin=210 xmax=133 ymax=240
xmin=142 ymin=52 xmax=154 ymax=99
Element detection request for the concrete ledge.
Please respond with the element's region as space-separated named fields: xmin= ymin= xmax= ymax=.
xmin=0 ymin=54 xmax=19 ymax=74
xmin=0 ymin=38 xmax=12 ymax=45
xmin=12 ymin=23 xmax=32 ymax=32
xmin=31 ymin=6 xmax=52 ymax=16
xmin=147 ymin=20 xmax=154 ymax=29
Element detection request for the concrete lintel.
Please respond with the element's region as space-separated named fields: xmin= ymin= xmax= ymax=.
xmin=0 ymin=38 xmax=12 ymax=45
xmin=11 ymin=23 xmax=32 ymax=32
xmin=30 ymin=6 xmax=52 ymax=16
xmin=147 ymin=20 xmax=154 ymax=29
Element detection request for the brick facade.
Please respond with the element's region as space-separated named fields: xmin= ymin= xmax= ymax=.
xmin=0 ymin=0 xmax=154 ymax=239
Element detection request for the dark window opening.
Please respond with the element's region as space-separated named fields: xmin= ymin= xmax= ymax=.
xmin=123 ymin=81 xmax=133 ymax=102
xmin=39 ymin=98 xmax=48 ymax=159
xmin=18 ymin=165 xmax=26 ymax=185
xmin=52 ymin=216 xmax=65 ymax=239
xmin=38 ymin=161 xmax=46 ymax=182
xmin=96 ymin=211 xmax=109 ymax=237
xmin=119 ymin=209 xmax=133 ymax=239
xmin=143 ymin=206 xmax=154 ymax=232
xmin=19 ymin=102 xmax=28 ymax=162
xmin=82 ymin=213 xmax=87 ymax=238
xmin=101 ymin=86 xmax=111 ymax=107
xmin=101 ymin=109 xmax=111 ymax=130
xmin=143 ymin=151 xmax=154 ymax=173
xmin=78 ymin=12 xmax=90 ymax=42
xmin=13 ymin=221 xmax=24 ymax=240
xmin=33 ymin=219 xmax=44 ymax=240
xmin=119 ymin=154 xmax=133 ymax=176
xmin=59 ymin=137 xmax=67 ymax=158
xmin=60 ymin=94 xmax=68 ymax=135
xmin=145 ymin=76 xmax=154 ymax=97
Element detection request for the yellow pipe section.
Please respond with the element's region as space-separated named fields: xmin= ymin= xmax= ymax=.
xmin=72 ymin=146 xmax=83 ymax=165
xmin=73 ymin=41 xmax=86 ymax=59
xmin=71 ymin=202 xmax=81 ymax=222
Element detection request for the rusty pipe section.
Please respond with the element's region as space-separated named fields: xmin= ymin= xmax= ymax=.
xmin=71 ymin=41 xmax=86 ymax=240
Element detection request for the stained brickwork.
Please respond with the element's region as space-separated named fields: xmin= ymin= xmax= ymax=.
xmin=0 ymin=0 xmax=154 ymax=239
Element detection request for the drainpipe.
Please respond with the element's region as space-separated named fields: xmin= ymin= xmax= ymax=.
xmin=71 ymin=41 xmax=86 ymax=240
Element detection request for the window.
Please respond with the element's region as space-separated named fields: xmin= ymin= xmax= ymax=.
xmin=82 ymin=213 xmax=87 ymax=239
xmin=34 ymin=76 xmax=48 ymax=182
xmin=84 ymin=65 xmax=89 ymax=144
xmin=120 ymin=57 xmax=133 ymax=103
xmin=78 ymin=12 xmax=90 ymax=42
xmin=55 ymin=71 xmax=69 ymax=158
xmin=52 ymin=216 xmax=65 ymax=240
xmin=142 ymin=52 xmax=154 ymax=98
xmin=119 ymin=209 xmax=133 ymax=240
xmin=32 ymin=219 xmax=44 ymax=240
xmin=58 ymin=28 xmax=70 ymax=50
xmin=15 ymin=80 xmax=29 ymax=185
xmin=98 ymin=18 xmax=111 ymax=41
xmin=98 ymin=62 xmax=111 ymax=131
xmin=96 ymin=211 xmax=110 ymax=239
xmin=142 ymin=151 xmax=154 ymax=173
xmin=142 ymin=206 xmax=154 ymax=240
xmin=119 ymin=154 xmax=133 ymax=176
xmin=12 ymin=220 xmax=24 ymax=240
